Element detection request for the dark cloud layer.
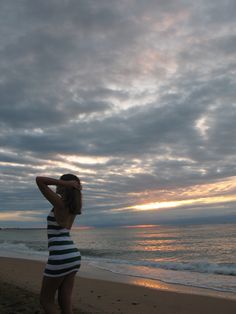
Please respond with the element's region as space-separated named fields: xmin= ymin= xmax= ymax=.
xmin=0 ymin=0 xmax=236 ymax=227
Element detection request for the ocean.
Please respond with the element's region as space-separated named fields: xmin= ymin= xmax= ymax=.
xmin=0 ymin=223 xmax=235 ymax=294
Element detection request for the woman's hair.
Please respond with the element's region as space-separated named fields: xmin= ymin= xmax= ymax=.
xmin=59 ymin=173 xmax=82 ymax=215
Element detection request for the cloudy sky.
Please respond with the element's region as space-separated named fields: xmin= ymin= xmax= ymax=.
xmin=0 ymin=0 xmax=236 ymax=228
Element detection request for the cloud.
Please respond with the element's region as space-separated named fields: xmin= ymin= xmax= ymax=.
xmin=0 ymin=0 xmax=236 ymax=227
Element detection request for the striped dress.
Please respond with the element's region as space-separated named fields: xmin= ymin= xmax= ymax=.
xmin=44 ymin=209 xmax=81 ymax=277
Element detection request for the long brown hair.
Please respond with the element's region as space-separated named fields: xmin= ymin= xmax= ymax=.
xmin=60 ymin=173 xmax=82 ymax=215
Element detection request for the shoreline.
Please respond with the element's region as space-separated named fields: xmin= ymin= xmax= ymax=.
xmin=0 ymin=253 xmax=235 ymax=301
xmin=80 ymin=260 xmax=236 ymax=300
xmin=0 ymin=256 xmax=236 ymax=314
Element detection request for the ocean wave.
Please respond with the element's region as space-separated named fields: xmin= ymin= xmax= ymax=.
xmin=0 ymin=241 xmax=47 ymax=255
xmin=85 ymin=256 xmax=236 ymax=276
xmin=1 ymin=241 xmax=235 ymax=276
xmin=79 ymin=248 xmax=189 ymax=258
xmin=80 ymin=248 xmax=112 ymax=257
xmin=150 ymin=261 xmax=236 ymax=276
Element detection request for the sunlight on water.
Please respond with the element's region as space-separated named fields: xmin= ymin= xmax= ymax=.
xmin=130 ymin=277 xmax=172 ymax=290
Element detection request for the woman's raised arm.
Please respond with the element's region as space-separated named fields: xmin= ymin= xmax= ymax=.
xmin=36 ymin=176 xmax=69 ymax=209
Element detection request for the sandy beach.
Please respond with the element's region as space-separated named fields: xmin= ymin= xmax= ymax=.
xmin=0 ymin=256 xmax=235 ymax=314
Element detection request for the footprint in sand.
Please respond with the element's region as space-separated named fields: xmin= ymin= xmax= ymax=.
xmin=132 ymin=302 xmax=139 ymax=305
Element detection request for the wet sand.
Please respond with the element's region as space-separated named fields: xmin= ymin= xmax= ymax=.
xmin=0 ymin=256 xmax=235 ymax=314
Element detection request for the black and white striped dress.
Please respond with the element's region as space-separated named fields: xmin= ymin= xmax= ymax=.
xmin=44 ymin=209 xmax=81 ymax=277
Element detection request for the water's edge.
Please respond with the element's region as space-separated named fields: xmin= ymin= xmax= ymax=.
xmin=0 ymin=252 xmax=235 ymax=301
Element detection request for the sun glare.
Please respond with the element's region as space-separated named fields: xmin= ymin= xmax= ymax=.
xmin=59 ymin=154 xmax=110 ymax=165
xmin=131 ymin=195 xmax=236 ymax=211
xmin=122 ymin=224 xmax=158 ymax=228
xmin=0 ymin=211 xmax=42 ymax=221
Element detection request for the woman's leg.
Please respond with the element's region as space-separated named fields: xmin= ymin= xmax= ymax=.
xmin=58 ymin=271 xmax=77 ymax=314
xmin=40 ymin=275 xmax=65 ymax=314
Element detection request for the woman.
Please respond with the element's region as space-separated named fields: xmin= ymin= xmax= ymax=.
xmin=36 ymin=174 xmax=82 ymax=314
